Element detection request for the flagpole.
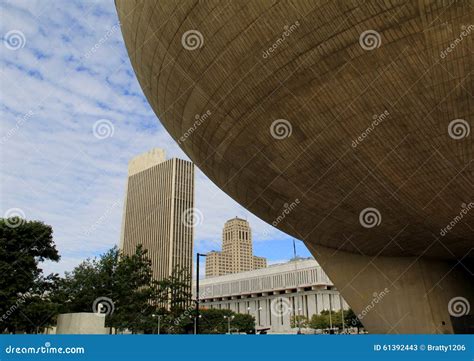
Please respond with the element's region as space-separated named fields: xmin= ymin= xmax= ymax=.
xmin=293 ymin=239 xmax=302 ymax=334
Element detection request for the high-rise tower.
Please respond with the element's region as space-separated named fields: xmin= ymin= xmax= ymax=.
xmin=120 ymin=148 xmax=194 ymax=299
xmin=206 ymin=217 xmax=266 ymax=277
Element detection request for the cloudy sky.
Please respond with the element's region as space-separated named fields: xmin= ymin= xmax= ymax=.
xmin=0 ymin=0 xmax=311 ymax=276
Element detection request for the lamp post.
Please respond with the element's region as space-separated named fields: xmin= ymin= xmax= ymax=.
xmin=193 ymin=314 xmax=202 ymax=335
xmin=152 ymin=314 xmax=162 ymax=334
xmin=248 ymin=306 xmax=262 ymax=334
xmin=195 ymin=253 xmax=207 ymax=335
xmin=292 ymin=239 xmax=302 ymax=335
xmin=224 ymin=315 xmax=235 ymax=334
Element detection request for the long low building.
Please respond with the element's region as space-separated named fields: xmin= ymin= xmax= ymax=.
xmin=195 ymin=259 xmax=349 ymax=334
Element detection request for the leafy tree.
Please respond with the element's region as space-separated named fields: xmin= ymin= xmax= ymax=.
xmin=194 ymin=309 xmax=255 ymax=334
xmin=0 ymin=218 xmax=60 ymax=333
xmin=344 ymin=308 xmax=363 ymax=332
xmin=54 ymin=245 xmax=160 ymax=333
xmin=232 ymin=313 xmax=255 ymax=333
xmin=291 ymin=315 xmax=309 ymax=329
xmin=54 ymin=246 xmax=193 ymax=334
xmin=309 ymin=313 xmax=329 ymax=330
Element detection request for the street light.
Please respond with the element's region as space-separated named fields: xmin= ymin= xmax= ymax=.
xmin=193 ymin=314 xmax=202 ymax=335
xmin=152 ymin=314 xmax=162 ymax=335
xmin=223 ymin=315 xmax=235 ymax=334
xmin=195 ymin=252 xmax=207 ymax=335
xmin=248 ymin=306 xmax=262 ymax=334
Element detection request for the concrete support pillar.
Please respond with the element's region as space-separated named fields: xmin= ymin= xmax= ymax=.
xmin=309 ymin=245 xmax=473 ymax=333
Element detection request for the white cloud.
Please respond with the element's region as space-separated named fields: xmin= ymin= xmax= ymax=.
xmin=0 ymin=0 xmax=308 ymax=276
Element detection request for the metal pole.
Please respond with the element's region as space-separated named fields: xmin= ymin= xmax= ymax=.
xmin=195 ymin=253 xmax=207 ymax=335
xmin=329 ymin=296 xmax=333 ymax=331
xmin=196 ymin=253 xmax=200 ymax=334
xmin=255 ymin=307 xmax=257 ymax=335
xmin=341 ymin=296 xmax=345 ymax=333
xmin=293 ymin=239 xmax=302 ymax=334
xmin=158 ymin=315 xmax=161 ymax=335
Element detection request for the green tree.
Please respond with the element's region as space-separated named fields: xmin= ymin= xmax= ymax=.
xmin=344 ymin=308 xmax=363 ymax=332
xmin=232 ymin=313 xmax=255 ymax=333
xmin=54 ymin=246 xmax=193 ymax=334
xmin=54 ymin=245 xmax=159 ymax=333
xmin=291 ymin=315 xmax=309 ymax=329
xmin=0 ymin=218 xmax=60 ymax=333
xmin=309 ymin=313 xmax=329 ymax=330
xmin=194 ymin=309 xmax=255 ymax=334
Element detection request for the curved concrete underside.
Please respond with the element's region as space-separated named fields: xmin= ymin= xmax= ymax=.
xmin=116 ymin=1 xmax=473 ymax=333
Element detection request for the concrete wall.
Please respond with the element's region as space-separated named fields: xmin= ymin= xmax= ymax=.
xmin=311 ymin=245 xmax=474 ymax=334
xmin=56 ymin=313 xmax=108 ymax=334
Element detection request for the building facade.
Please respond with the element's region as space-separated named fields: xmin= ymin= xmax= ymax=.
xmin=197 ymin=259 xmax=349 ymax=334
xmin=205 ymin=218 xmax=266 ymax=277
xmin=120 ymin=148 xmax=194 ymax=301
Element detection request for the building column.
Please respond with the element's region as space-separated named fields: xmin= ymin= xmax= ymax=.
xmin=309 ymin=244 xmax=474 ymax=333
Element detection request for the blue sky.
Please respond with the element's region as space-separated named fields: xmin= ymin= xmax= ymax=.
xmin=0 ymin=0 xmax=311 ymax=275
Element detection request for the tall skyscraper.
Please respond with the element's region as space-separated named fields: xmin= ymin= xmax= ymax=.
xmin=206 ymin=217 xmax=266 ymax=277
xmin=120 ymin=148 xmax=194 ymax=301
